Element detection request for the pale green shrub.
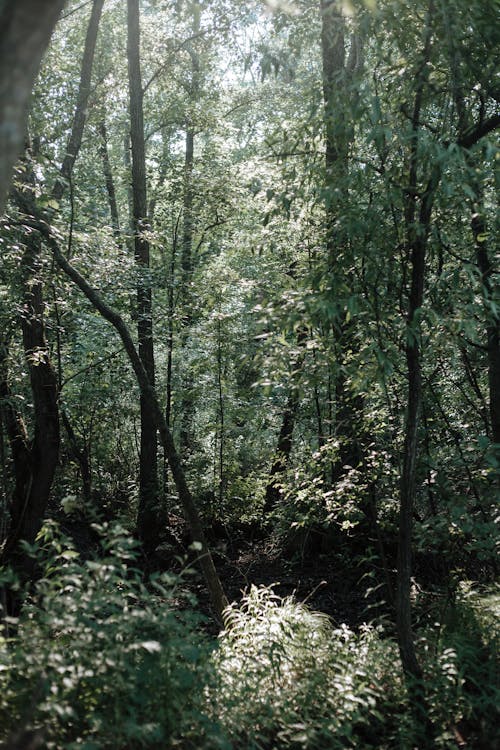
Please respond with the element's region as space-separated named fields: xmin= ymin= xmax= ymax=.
xmin=209 ymin=586 xmax=406 ymax=749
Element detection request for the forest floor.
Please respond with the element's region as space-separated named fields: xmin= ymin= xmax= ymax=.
xmin=193 ymin=534 xmax=383 ymax=631
xmin=65 ymin=514 xmax=392 ymax=628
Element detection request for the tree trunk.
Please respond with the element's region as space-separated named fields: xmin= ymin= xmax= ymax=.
xmin=179 ymin=0 xmax=201 ymax=455
xmin=396 ymin=1 xmax=435 ymax=684
xmin=61 ymin=409 xmax=92 ymax=504
xmin=33 ymin=219 xmax=228 ymax=623
xmin=127 ymin=0 xmax=159 ymax=555
xmin=99 ymin=116 xmax=122 ymax=248
xmin=2 ymin=0 xmax=104 ymax=577
xmin=263 ymin=388 xmax=300 ymax=514
xmin=320 ymin=0 xmax=364 ymax=480
xmin=0 ymin=229 xmax=60 ymax=570
xmin=396 ymin=9 xmax=440 ymax=745
xmin=264 ymin=321 xmax=307 ymax=515
xmin=0 ymin=0 xmax=65 ymax=215
xmin=53 ymin=0 xmax=105 ymax=200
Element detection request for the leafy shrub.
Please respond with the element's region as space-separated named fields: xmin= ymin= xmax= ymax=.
xmin=436 ymin=583 xmax=500 ymax=748
xmin=0 ymin=522 xmax=213 ymax=749
xmin=1 ymin=532 xmax=497 ymax=750
xmin=209 ymin=585 xmax=407 ymax=749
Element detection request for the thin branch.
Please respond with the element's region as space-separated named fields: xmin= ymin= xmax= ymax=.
xmin=456 ymin=114 xmax=500 ymax=149
xmin=61 ymin=0 xmax=94 ymax=21
xmin=60 ymin=348 xmax=126 ymax=390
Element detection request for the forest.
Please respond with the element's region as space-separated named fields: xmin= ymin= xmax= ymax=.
xmin=0 ymin=0 xmax=498 ymax=748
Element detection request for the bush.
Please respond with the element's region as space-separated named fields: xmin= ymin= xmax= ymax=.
xmin=0 ymin=523 xmax=213 ymax=749
xmin=1 ymin=532 xmax=497 ymax=750
xmin=436 ymin=583 xmax=500 ymax=748
xmin=209 ymin=585 xmax=407 ymax=749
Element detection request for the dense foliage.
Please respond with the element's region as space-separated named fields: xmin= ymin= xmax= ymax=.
xmin=0 ymin=527 xmax=498 ymax=748
xmin=0 ymin=0 xmax=498 ymax=746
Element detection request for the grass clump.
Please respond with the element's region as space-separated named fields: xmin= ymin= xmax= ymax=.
xmin=210 ymin=585 xmax=406 ymax=749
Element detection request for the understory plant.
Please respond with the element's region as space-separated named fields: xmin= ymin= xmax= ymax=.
xmin=210 ymin=585 xmax=407 ymax=749
xmin=0 ymin=522 xmax=213 ymax=749
xmin=1 ymin=530 xmax=497 ymax=750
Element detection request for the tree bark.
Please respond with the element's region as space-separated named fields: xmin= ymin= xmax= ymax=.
xmin=98 ymin=116 xmax=122 ymax=248
xmin=53 ymin=0 xmax=105 ymax=200
xmin=0 ymin=223 xmax=60 ymax=571
xmin=320 ymin=1 xmax=364 ymax=479
xmin=0 ymin=0 xmax=65 ymax=215
xmin=1 ymin=0 xmax=104 ymax=575
xmin=396 ymin=2 xmax=435 ymax=683
xmin=263 ymin=318 xmax=307 ymax=515
xmin=263 ymin=388 xmax=300 ymax=514
xmin=127 ymin=0 xmax=159 ymax=555
xmin=179 ymin=0 xmax=201 ymax=455
xmin=25 ymin=213 xmax=228 ymax=623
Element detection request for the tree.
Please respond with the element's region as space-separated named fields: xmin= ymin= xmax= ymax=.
xmin=127 ymin=0 xmax=159 ymax=556
xmin=1 ymin=0 xmax=105 ymax=581
xmin=0 ymin=0 xmax=65 ymax=216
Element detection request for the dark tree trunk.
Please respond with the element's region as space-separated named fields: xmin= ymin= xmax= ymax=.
xmin=0 ymin=343 xmax=32 ymax=547
xmin=0 ymin=229 xmax=60 ymax=570
xmin=263 ymin=320 xmax=307 ymax=515
xmin=396 ymin=2 xmax=435 ymax=684
xmin=263 ymin=388 xmax=300 ymax=514
xmin=61 ymin=409 xmax=92 ymax=504
xmin=320 ymin=1 xmax=347 ymax=185
xmin=99 ymin=116 xmax=122 ymax=247
xmin=34 ymin=220 xmax=228 ymax=623
xmin=179 ymin=125 xmax=196 ymax=455
xmin=396 ymin=10 xmax=440 ymax=745
xmin=179 ymin=0 xmax=201 ymax=455
xmin=127 ymin=0 xmax=159 ymax=555
xmin=1 ymin=0 xmax=104 ymax=578
xmin=0 ymin=0 xmax=65 ymax=215
xmin=471 ymin=215 xmax=500 ymax=447
xmin=53 ymin=0 xmax=105 ymax=200
xmin=320 ymin=1 xmax=364 ymax=479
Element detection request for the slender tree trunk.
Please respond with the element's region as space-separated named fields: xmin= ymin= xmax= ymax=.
xmin=127 ymin=0 xmax=159 ymax=555
xmin=0 ymin=342 xmax=33 ymax=549
xmin=264 ymin=324 xmax=307 ymax=514
xmin=216 ymin=317 xmax=225 ymax=510
xmin=98 ymin=116 xmax=122 ymax=248
xmin=165 ymin=215 xmax=179 ymax=434
xmin=264 ymin=389 xmax=300 ymax=514
xmin=0 ymin=228 xmax=60 ymax=571
xmin=30 ymin=216 xmax=228 ymax=622
xmin=0 ymin=0 xmax=65 ymax=215
xmin=53 ymin=0 xmax=105 ymax=200
xmin=179 ymin=0 xmax=201 ymax=455
xmin=471 ymin=214 xmax=500 ymax=447
xmin=1 ymin=143 xmax=59 ymax=575
xmin=2 ymin=0 xmax=104 ymax=578
xmin=320 ymin=0 xmax=364 ymax=478
xmin=396 ymin=2 xmax=434 ymax=684
xmin=179 ymin=125 xmax=196 ymax=455
xmin=61 ymin=409 xmax=92 ymax=504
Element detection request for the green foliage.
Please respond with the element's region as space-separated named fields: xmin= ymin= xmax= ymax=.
xmin=209 ymin=585 xmax=500 ymax=749
xmin=436 ymin=583 xmax=500 ymax=747
xmin=1 ymin=553 xmax=498 ymax=750
xmin=211 ymin=585 xmax=407 ymax=749
xmin=0 ymin=523 xmax=212 ymax=749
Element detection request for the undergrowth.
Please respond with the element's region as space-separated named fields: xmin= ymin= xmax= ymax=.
xmin=0 ymin=525 xmax=497 ymax=749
